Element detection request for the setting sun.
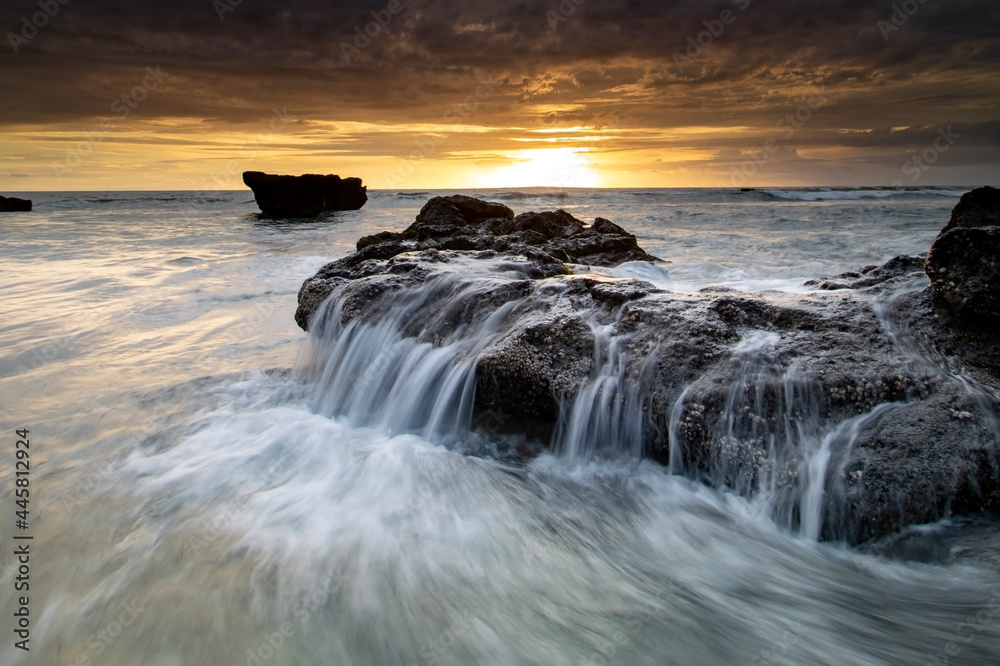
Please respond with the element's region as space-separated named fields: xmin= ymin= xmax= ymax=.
xmin=472 ymin=147 xmax=603 ymax=189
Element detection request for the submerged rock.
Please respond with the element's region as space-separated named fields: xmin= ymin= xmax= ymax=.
xmin=242 ymin=171 xmax=367 ymax=217
xmin=296 ymin=193 xmax=1000 ymax=545
xmin=0 ymin=195 xmax=32 ymax=212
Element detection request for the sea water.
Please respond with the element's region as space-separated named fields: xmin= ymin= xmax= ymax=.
xmin=1 ymin=187 xmax=998 ymax=665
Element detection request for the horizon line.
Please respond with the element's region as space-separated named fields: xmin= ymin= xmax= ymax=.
xmin=0 ymin=184 xmax=985 ymax=194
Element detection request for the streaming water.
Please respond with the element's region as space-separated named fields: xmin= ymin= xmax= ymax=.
xmin=1 ymin=189 xmax=998 ymax=665
xmin=554 ymin=318 xmax=655 ymax=461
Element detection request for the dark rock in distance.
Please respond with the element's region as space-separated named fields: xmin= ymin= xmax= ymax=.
xmin=0 ymin=195 xmax=32 ymax=212
xmin=242 ymin=171 xmax=367 ymax=217
xmin=925 ymin=186 xmax=1000 ymax=325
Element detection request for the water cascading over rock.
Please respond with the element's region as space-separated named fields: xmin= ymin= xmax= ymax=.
xmin=294 ymin=191 xmax=1000 ymax=544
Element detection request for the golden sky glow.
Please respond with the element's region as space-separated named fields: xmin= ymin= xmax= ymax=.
xmin=468 ymin=148 xmax=603 ymax=188
xmin=1 ymin=1 xmax=997 ymax=191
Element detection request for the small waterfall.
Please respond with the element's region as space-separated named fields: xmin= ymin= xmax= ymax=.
xmin=297 ymin=272 xmax=524 ymax=444
xmin=709 ymin=331 xmax=784 ymax=496
xmin=552 ymin=320 xmax=659 ymax=461
xmin=666 ymin=329 xmax=902 ymax=539
xmin=799 ymin=402 xmax=900 ymax=540
xmin=668 ymin=385 xmax=693 ymax=475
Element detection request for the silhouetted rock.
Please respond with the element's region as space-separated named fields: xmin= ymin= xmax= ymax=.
xmin=0 ymin=195 xmax=32 ymax=212
xmin=242 ymin=171 xmax=367 ymax=217
xmin=926 ymin=186 xmax=1000 ymax=325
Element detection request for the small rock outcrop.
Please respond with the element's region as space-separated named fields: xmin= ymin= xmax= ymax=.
xmin=926 ymin=186 xmax=1000 ymax=325
xmin=354 ymin=194 xmax=656 ymax=267
xmin=0 ymin=195 xmax=32 ymax=212
xmin=242 ymin=171 xmax=367 ymax=217
xmin=297 ymin=195 xmax=657 ymax=330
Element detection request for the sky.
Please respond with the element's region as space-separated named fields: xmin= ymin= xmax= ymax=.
xmin=1 ymin=0 xmax=998 ymax=191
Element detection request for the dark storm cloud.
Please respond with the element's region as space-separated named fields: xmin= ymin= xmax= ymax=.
xmin=1 ymin=0 xmax=997 ymax=184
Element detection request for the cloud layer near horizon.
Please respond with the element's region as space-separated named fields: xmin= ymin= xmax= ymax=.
xmin=1 ymin=0 xmax=998 ymax=189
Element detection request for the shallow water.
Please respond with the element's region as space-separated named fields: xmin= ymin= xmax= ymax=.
xmin=1 ymin=188 xmax=999 ymax=665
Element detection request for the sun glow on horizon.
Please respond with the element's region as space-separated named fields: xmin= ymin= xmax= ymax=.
xmin=470 ymin=147 xmax=603 ymax=189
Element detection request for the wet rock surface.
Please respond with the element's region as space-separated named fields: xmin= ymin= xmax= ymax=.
xmin=297 ymin=193 xmax=1000 ymax=544
xmin=354 ymin=195 xmax=656 ymax=266
xmin=243 ymin=171 xmax=367 ymax=217
xmin=925 ymin=186 xmax=1000 ymax=325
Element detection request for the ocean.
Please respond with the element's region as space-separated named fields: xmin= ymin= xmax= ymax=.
xmin=1 ymin=187 xmax=998 ymax=665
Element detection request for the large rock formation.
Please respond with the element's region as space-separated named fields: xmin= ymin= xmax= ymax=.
xmin=242 ymin=171 xmax=367 ymax=217
xmin=295 ymin=193 xmax=1000 ymax=544
xmin=925 ymin=186 xmax=1000 ymax=326
xmin=0 ymin=195 xmax=32 ymax=212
